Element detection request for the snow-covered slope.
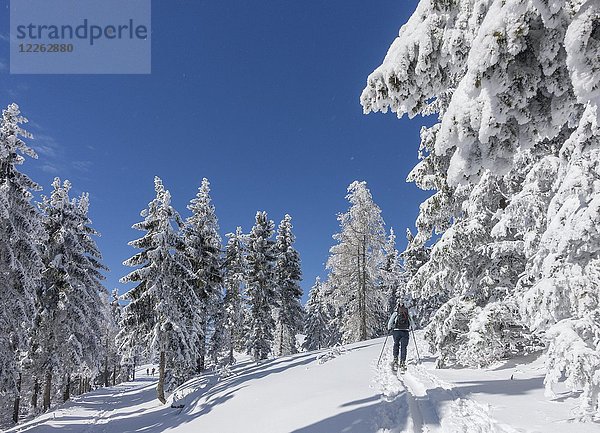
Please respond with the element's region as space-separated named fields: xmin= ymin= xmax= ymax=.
xmin=7 ymin=332 xmax=599 ymax=433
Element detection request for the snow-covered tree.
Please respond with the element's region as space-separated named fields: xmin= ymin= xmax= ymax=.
xmin=207 ymin=301 xmax=227 ymax=367
xmin=102 ymin=289 xmax=122 ymax=387
xmin=245 ymin=211 xmax=277 ymax=361
xmin=361 ymin=0 xmax=600 ymax=416
xmin=182 ymin=178 xmax=223 ymax=372
xmin=405 ymin=153 xmax=533 ymax=368
xmin=401 ymin=229 xmax=429 ymax=282
xmin=273 ymin=215 xmax=303 ymax=356
xmin=312 ymin=278 xmax=344 ymax=348
xmin=303 ymin=277 xmax=330 ymax=351
xmin=519 ymin=105 xmax=600 ymax=415
xmin=31 ymin=179 xmax=108 ymax=411
xmin=222 ymin=227 xmax=247 ymax=364
xmin=381 ymin=228 xmax=406 ymax=316
xmin=398 ymin=229 xmax=433 ymax=327
xmin=65 ymin=191 xmax=110 ymax=399
xmin=121 ymin=177 xmax=201 ymax=403
xmin=0 ymin=103 xmax=45 ymax=424
xmin=326 ymin=181 xmax=387 ymax=342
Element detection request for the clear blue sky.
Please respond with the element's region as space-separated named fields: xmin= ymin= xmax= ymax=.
xmin=0 ymin=0 xmax=432 ymax=301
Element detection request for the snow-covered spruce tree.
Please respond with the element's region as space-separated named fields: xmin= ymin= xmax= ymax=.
xmin=245 ymin=211 xmax=277 ymax=361
xmin=182 ymin=178 xmax=223 ymax=372
xmin=381 ymin=228 xmax=406 ymax=316
xmin=520 ymin=105 xmax=600 ymax=415
xmin=120 ymin=177 xmax=202 ymax=404
xmin=100 ymin=289 xmax=122 ymax=387
xmin=404 ymin=142 xmax=534 ymax=367
xmin=401 ymin=229 xmax=429 ymax=286
xmin=115 ymin=321 xmax=142 ymax=383
xmin=273 ymin=215 xmax=303 ymax=356
xmin=0 ymin=103 xmax=45 ymax=425
xmin=67 ymin=191 xmax=110 ymax=399
xmin=222 ymin=227 xmax=247 ymax=364
xmin=322 ymin=279 xmax=344 ymax=347
xmin=239 ymin=304 xmax=253 ymax=353
xmin=313 ymin=278 xmax=344 ymax=348
xmin=116 ymin=285 xmax=144 ymax=384
xmin=105 ymin=289 xmax=123 ymax=386
xmin=31 ymin=179 xmax=108 ymax=411
xmin=399 ymin=229 xmax=434 ymax=327
xmin=303 ymin=277 xmax=330 ymax=351
xmin=418 ymin=176 xmax=529 ymax=368
xmin=207 ymin=300 xmax=227 ymax=367
xmin=361 ymin=0 xmax=600 ymax=415
xmin=326 ymin=181 xmax=387 ymax=343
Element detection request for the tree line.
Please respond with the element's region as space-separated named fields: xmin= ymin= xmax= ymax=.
xmin=0 ymin=103 xmax=304 ymax=424
xmin=118 ymin=176 xmax=304 ymax=403
xmin=0 ymin=104 xmax=113 ymax=425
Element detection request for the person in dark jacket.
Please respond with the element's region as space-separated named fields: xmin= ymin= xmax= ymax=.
xmin=387 ymin=299 xmax=414 ymax=371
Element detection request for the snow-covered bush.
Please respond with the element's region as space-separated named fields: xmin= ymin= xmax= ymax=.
xmin=316 ymin=344 xmax=348 ymax=365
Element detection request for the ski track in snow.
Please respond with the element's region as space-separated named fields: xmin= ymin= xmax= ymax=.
xmin=6 ymin=373 xmax=160 ymax=433
xmin=79 ymin=383 xmax=137 ymax=433
xmin=375 ymin=355 xmax=519 ymax=433
xmin=374 ymin=355 xmax=412 ymax=433
xmin=401 ymin=371 xmax=440 ymax=433
xmin=409 ymin=364 xmax=520 ymax=433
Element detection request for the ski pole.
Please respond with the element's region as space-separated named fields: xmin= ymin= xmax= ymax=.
xmin=377 ymin=334 xmax=390 ymax=367
xmin=411 ymin=328 xmax=421 ymax=364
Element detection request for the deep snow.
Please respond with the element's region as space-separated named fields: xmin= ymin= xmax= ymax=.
xmin=6 ymin=332 xmax=599 ymax=433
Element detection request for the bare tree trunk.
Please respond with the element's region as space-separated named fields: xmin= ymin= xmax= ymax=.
xmin=42 ymin=370 xmax=52 ymax=412
xmin=357 ymin=244 xmax=361 ymax=339
xmin=62 ymin=375 xmax=70 ymax=402
xmin=358 ymin=242 xmax=366 ymax=341
xmin=12 ymin=372 xmax=22 ymax=424
xmin=228 ymin=330 xmax=235 ymax=365
xmin=157 ymin=351 xmax=166 ymax=404
xmin=31 ymin=378 xmax=39 ymax=410
xmin=112 ymin=365 xmax=117 ymax=386
xmin=197 ymin=327 xmax=206 ymax=373
xmin=78 ymin=376 xmax=83 ymax=395
xmin=362 ymin=235 xmax=367 ymax=339
xmin=292 ymin=333 xmax=298 ymax=354
xmin=104 ymin=355 xmax=109 ymax=387
xmin=279 ymin=323 xmax=284 ymax=356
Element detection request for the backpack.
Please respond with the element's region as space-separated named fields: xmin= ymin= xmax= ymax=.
xmin=395 ymin=305 xmax=410 ymax=329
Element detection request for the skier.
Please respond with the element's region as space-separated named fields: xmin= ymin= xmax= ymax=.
xmin=151 ymin=367 xmax=155 ymax=376
xmin=146 ymin=368 xmax=149 ymax=376
xmin=387 ymin=299 xmax=414 ymax=372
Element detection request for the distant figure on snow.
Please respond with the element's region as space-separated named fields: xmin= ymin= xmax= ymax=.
xmin=152 ymin=367 xmax=155 ymax=376
xmin=387 ymin=299 xmax=414 ymax=372
xmin=147 ymin=368 xmax=149 ymax=375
